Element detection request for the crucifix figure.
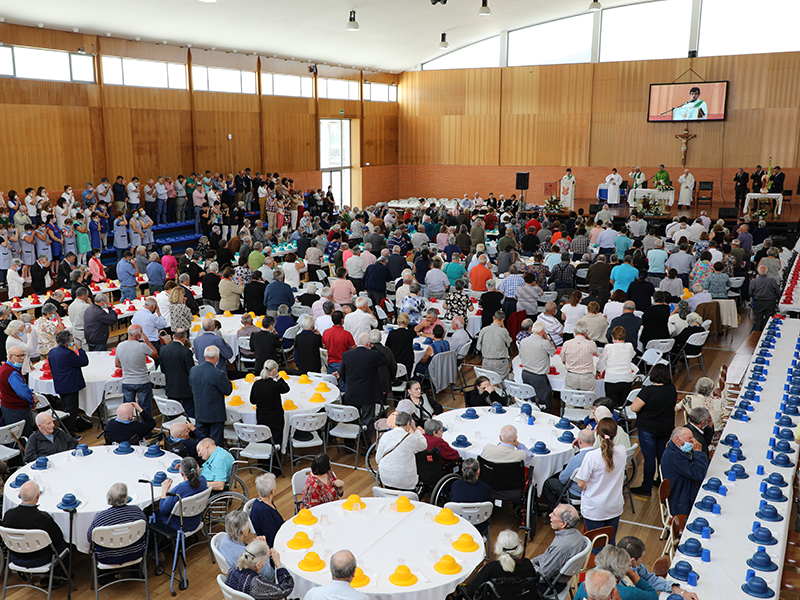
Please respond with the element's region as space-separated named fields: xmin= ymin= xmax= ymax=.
xmin=675 ymin=127 xmax=696 ymax=167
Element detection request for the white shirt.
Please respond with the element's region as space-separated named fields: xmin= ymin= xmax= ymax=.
xmin=665 ymin=222 xmax=681 ymax=238
xmin=345 ymin=255 xmax=365 ymax=279
xmin=596 ymin=342 xmax=635 ymax=383
xmin=686 ymin=223 xmax=706 ymax=242
xmin=576 ymin=445 xmax=626 ymax=520
xmin=131 ymin=308 xmax=166 ymax=342
xmin=127 ymin=183 xmax=139 ymax=203
xmin=708 ymin=248 xmax=723 ymax=264
xmin=315 ymin=315 xmax=334 ymax=336
xmin=155 ymin=292 xmax=172 ymax=327
xmin=602 ymin=301 xmax=624 ymax=322
xmin=561 ymin=304 xmax=588 ymax=334
xmin=376 ymin=428 xmax=428 ymax=490
xmin=343 ymin=309 xmax=378 ymax=342
xmin=281 ymin=262 xmax=306 ymax=290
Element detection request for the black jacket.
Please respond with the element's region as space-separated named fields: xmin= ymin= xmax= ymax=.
xmin=181 ymin=285 xmax=199 ymax=315
xmin=244 ymin=281 xmax=267 ymax=315
xmin=2 ymin=504 xmax=65 ymax=561
xmin=103 ymin=411 xmax=157 ymax=444
xmin=24 ymin=429 xmax=78 ymax=463
xmin=83 ymin=304 xmax=118 ymax=345
xmin=250 ymin=329 xmax=283 ymax=373
xmin=373 ymin=342 xmax=398 ymax=394
xmin=202 ymin=273 xmax=221 ymax=302
xmin=159 ymin=341 xmax=194 ymax=400
xmin=607 ymin=313 xmax=642 ymax=346
xmin=339 ymin=346 xmax=389 ymax=406
xmin=57 ymin=261 xmax=73 ymax=288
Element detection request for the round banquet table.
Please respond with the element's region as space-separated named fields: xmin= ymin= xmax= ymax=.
xmin=189 ymin=314 xmax=243 ymax=358
xmin=224 ymin=373 xmax=340 ymax=452
xmin=436 ymin=406 xmax=578 ymax=494
xmin=273 ymin=497 xmax=484 ymax=600
xmin=511 ymin=354 xmax=636 ymax=397
xmin=2 ymin=447 xmax=180 ymax=554
xmin=30 ymin=351 xmax=155 ymax=418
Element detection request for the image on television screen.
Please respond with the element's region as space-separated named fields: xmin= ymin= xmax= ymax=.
xmin=647 ymin=81 xmax=728 ymax=122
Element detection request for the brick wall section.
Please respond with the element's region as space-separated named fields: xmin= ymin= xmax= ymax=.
xmin=362 ymin=165 xmax=400 ymax=205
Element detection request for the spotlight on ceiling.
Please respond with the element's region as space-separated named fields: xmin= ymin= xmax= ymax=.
xmin=478 ymin=0 xmax=491 ymax=16
xmin=198 ymin=0 xmax=217 ymax=3
xmin=347 ymin=10 xmax=360 ymax=31
xmin=77 ymin=47 xmax=87 ymax=55
xmin=430 ymin=0 xmax=447 ymax=4
xmin=438 ymin=32 xmax=449 ymax=50
xmin=588 ymin=0 xmax=602 ymax=11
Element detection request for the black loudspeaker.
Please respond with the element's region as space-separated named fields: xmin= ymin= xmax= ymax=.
xmin=718 ymin=207 xmax=737 ymax=219
xmin=589 ymin=205 xmax=602 ymax=215
xmin=516 ymin=172 xmax=530 ymax=190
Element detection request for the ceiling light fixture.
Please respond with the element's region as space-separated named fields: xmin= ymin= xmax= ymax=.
xmin=77 ymin=47 xmax=87 ymax=55
xmin=72 ymin=27 xmax=79 ymax=33
xmin=105 ymin=32 xmax=111 ymax=37
xmin=134 ymin=36 xmax=141 ymax=41
xmin=478 ymin=0 xmax=491 ymax=16
xmin=438 ymin=32 xmax=449 ymax=50
xmin=198 ymin=0 xmax=217 ymax=3
xmin=347 ymin=10 xmax=360 ymax=32
xmin=162 ymin=40 xmax=168 ymax=44
xmin=588 ymin=1 xmax=602 ymax=11
xmin=37 ymin=23 xmax=44 ymax=28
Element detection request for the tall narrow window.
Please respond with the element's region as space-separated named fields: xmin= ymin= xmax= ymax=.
xmin=320 ymin=119 xmax=351 ymax=208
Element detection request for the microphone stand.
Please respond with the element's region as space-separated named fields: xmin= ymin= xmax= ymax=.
xmin=660 ymin=104 xmax=687 ymax=116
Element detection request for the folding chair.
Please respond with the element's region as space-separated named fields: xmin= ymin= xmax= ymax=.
xmin=237 ymin=338 xmax=256 ymax=372
xmin=372 ymin=487 xmax=419 ymax=501
xmin=232 ymin=423 xmax=283 ymax=477
xmin=306 ymin=372 xmax=339 ymax=388
xmin=615 ymin=387 xmax=639 ymax=435
xmin=324 ymin=404 xmax=367 ymax=470
xmin=153 ymin=397 xmax=191 ymax=434
xmin=90 ymin=520 xmax=149 ymax=600
xmin=645 ymin=339 xmax=674 ymax=375
xmin=636 ymin=349 xmax=666 ymax=378
xmin=217 ymin=573 xmax=253 ymax=600
xmin=444 ymin=501 xmax=493 ymax=554
xmin=728 ymin=277 xmax=745 ymax=308
xmin=0 ymin=526 xmax=75 ymax=600
xmin=149 ymin=487 xmax=213 ymax=595
xmin=224 ymin=408 xmax=242 ymax=447
xmin=279 ymin=325 xmax=301 ymax=367
xmin=473 ymin=367 xmax=506 ymax=396
xmin=452 ymin=339 xmax=473 ymax=395
xmin=560 ymin=389 xmax=596 ymax=422
xmin=99 ymin=380 xmax=124 ymax=429
xmin=291 ymin=305 xmax=312 ymax=319
xmin=540 ymin=536 xmax=592 ymax=600
xmin=33 ymin=394 xmax=70 ymax=433
xmin=658 ymin=479 xmax=673 ymax=543
xmin=198 ymin=305 xmax=217 ymax=316
xmin=210 ymin=532 xmax=229 ymax=575
xmin=503 ymin=381 xmax=542 ymax=411
xmin=623 ymin=443 xmax=639 ymax=514
xmin=390 ymin=363 xmax=409 ymax=402
xmin=286 ymin=412 xmax=327 ymax=476
xmin=0 ymin=420 xmax=26 ymax=464
xmin=292 ymin=468 xmax=312 ymax=513
xmin=316 ymin=269 xmax=329 ymax=285
xmin=677 ymin=331 xmax=710 ymax=381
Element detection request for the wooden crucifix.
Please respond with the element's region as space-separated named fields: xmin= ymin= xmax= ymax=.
xmin=675 ymin=127 xmax=696 ymax=167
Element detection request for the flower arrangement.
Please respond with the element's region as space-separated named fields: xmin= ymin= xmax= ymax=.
xmin=544 ymin=194 xmax=564 ymax=214
xmin=631 ymin=194 xmax=665 ymax=217
xmin=654 ymin=180 xmax=674 ymax=192
xmin=753 ymin=206 xmax=770 ymax=220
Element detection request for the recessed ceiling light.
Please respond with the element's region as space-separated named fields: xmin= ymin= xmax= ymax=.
xmin=162 ymin=40 xmax=168 ymax=44
xmin=232 ymin=49 xmax=237 ymax=53
xmin=37 ymin=23 xmax=44 ymax=28
xmin=72 ymin=27 xmax=79 ymax=33
xmin=135 ymin=36 xmax=141 ymax=41
xmin=438 ymin=32 xmax=449 ymax=50
xmin=347 ymin=10 xmax=360 ymax=31
xmin=210 ymin=46 xmax=216 ymax=50
xmin=105 ymin=32 xmax=112 ymax=37
xmin=0 ymin=18 xmax=5 ymax=23
xmin=478 ymin=0 xmax=491 ymax=16
xmin=588 ymin=1 xmax=602 ymax=11
xmin=187 ymin=43 xmax=192 ymax=48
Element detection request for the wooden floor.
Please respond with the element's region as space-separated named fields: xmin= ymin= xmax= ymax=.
xmin=0 ymin=311 xmax=758 ymax=600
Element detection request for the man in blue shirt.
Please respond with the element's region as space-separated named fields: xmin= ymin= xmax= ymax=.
xmin=192 ymin=318 xmax=233 ymax=375
xmin=609 ymin=255 xmax=638 ymax=293
xmin=541 ymin=428 xmax=595 ymax=512
xmin=197 ymin=438 xmax=234 ymax=491
xmin=117 ymin=250 xmax=138 ymax=301
xmin=363 ymin=256 xmax=392 ymax=307
xmin=646 ymin=239 xmax=669 ymax=281
xmin=263 ymin=271 xmax=295 ymax=317
xmin=47 ymin=330 xmax=89 ymax=436
xmin=145 ymin=252 xmax=166 ymax=293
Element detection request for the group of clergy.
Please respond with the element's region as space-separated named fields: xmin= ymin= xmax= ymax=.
xmin=560 ymin=165 xmax=696 ymax=207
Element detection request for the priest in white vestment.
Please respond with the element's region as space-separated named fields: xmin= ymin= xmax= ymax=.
xmin=678 ymin=169 xmax=695 ymax=207
xmin=629 ymin=167 xmax=646 ymax=190
xmin=605 ymin=169 xmax=623 ymax=205
xmin=560 ymin=168 xmax=576 ymax=208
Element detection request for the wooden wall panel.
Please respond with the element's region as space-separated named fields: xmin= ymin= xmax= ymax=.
xmin=363 ymin=101 xmax=398 ymax=167
xmin=262 ymin=97 xmax=317 ymax=174
xmin=195 ymin=109 xmax=261 ymax=176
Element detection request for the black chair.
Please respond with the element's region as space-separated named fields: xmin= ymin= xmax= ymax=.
xmin=455 ymin=575 xmax=540 ymax=600
xmin=477 ymin=457 xmax=538 ymax=547
xmin=415 ymin=449 xmax=444 ymax=498
xmin=696 ymin=181 xmax=713 ymax=206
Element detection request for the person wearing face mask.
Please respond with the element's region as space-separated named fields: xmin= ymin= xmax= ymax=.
xmin=659 ymin=426 xmax=708 ymax=517
xmin=113 ymin=214 xmax=129 ymax=261
xmin=128 ymin=210 xmax=143 ymax=249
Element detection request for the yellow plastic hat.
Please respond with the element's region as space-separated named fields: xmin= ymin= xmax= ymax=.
xmin=278 ymin=371 xmax=290 ymax=380
xmin=286 ymin=531 xmax=313 ymax=550
xmin=206 ymin=312 xmax=215 ymax=318
xmin=682 ymin=288 xmax=692 ymax=299
xmin=434 ymin=507 xmax=459 ymax=525
xmin=248 ymin=311 xmax=256 ymax=318
xmin=434 ymin=555 xmax=462 ymax=575
xmin=297 ymin=374 xmax=313 ymax=384
xmin=342 ymin=494 xmax=366 ymax=511
xmin=315 ymin=382 xmax=331 ymax=393
xmin=293 ymin=509 xmax=318 ymax=526
xmin=193 ymin=315 xmax=199 ymax=321
xmin=309 ymin=393 xmax=326 ymax=404
xmin=191 ymin=324 xmax=201 ymax=332
xmin=394 ymin=495 xmax=414 ymax=512
xmin=227 ymin=395 xmax=243 ymax=407
xmin=283 ymin=400 xmax=298 ymax=410
xmin=452 ymin=533 xmax=480 ymax=552
xmin=350 ymin=567 xmax=370 ymax=588
xmin=231 ymin=382 xmax=237 ymax=390
xmin=389 ymin=565 xmax=418 ymax=586
xmin=245 ymin=373 xmax=256 ymax=383
xmin=297 ymin=551 xmax=325 ymax=572
xmin=223 ymin=310 xmax=233 ymax=317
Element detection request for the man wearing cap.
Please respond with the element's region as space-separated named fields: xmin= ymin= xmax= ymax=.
xmin=197 ymin=438 xmax=234 ymax=491
xmin=2 ymin=481 xmax=69 ymax=577
xmin=660 ymin=426 xmax=709 ymax=516
xmin=542 ymin=429 xmax=596 ymax=512
xmin=481 ymin=424 xmax=533 ymax=466
xmin=24 ymin=412 xmax=78 ymax=463
xmin=530 ymin=505 xmax=587 ymax=594
xmin=103 ymin=401 xmax=156 ymax=445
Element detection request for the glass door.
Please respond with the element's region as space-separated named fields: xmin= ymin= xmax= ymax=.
xmin=320 ymin=119 xmax=351 ymax=208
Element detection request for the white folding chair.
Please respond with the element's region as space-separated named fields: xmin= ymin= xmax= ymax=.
xmin=232 ymin=423 xmax=282 ymax=476
xmin=624 ymin=443 xmax=639 ymax=514
xmin=210 ymin=532 xmax=230 ymax=575
xmin=636 ymin=349 xmax=666 ymax=378
xmin=224 ymin=408 xmax=242 ymax=446
xmin=679 ymin=331 xmax=710 ymax=381
xmin=291 ymin=305 xmax=312 ymax=319
xmin=0 ymin=526 xmax=74 ymax=600
xmin=306 ymin=372 xmax=339 ymax=388
xmin=100 ymin=380 xmax=124 ymax=428
xmin=391 ymin=363 xmax=409 ymax=400
xmin=198 ymin=305 xmax=217 ymax=316
xmin=701 ymin=319 xmax=712 ymax=331
xmin=473 ymin=367 xmax=506 ymax=395
xmin=372 ymin=487 xmax=419 ymax=501
xmin=503 ymin=381 xmax=539 ymax=409
xmin=287 ymin=412 xmax=328 ymax=476
xmin=237 ymin=337 xmax=256 ymax=372
xmin=280 ymin=325 xmax=301 ymax=366
xmin=444 ymin=501 xmax=493 ymax=553
xmin=154 ymin=396 xmax=191 ymax=434
xmin=728 ymin=276 xmax=745 ymax=307
xmin=316 ymin=269 xmax=329 ymax=284
xmin=541 ymin=536 xmax=592 ymax=600
xmin=90 ymin=520 xmax=149 ymax=600
xmin=616 ymin=387 xmax=640 ymax=435
xmin=292 ymin=468 xmax=312 ymax=514
xmin=645 ymin=339 xmax=675 ymax=374
xmin=560 ymin=389 xmax=597 ymax=422
xmin=33 ymin=394 xmax=70 ymax=432
xmin=0 ymin=420 xmax=25 ymax=463
xmin=324 ymin=404 xmax=366 ymax=470
xmin=217 ymin=573 xmax=254 ymax=600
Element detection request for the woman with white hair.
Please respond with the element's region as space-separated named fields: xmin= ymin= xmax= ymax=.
xmin=293 ymin=313 xmax=322 ymax=374
xmin=677 ymin=376 xmax=728 ymax=438
xmin=7 ymin=258 xmax=24 ymax=299
xmin=463 ymin=530 xmax=537 ymax=597
xmin=5 ymin=320 xmax=34 ymax=374
xmin=250 ymin=473 xmax=283 ymax=547
xmin=225 ymin=538 xmax=294 ymax=600
xmin=218 ymin=510 xmax=276 ymax=580
xmin=249 ymin=360 xmax=290 ymax=448
xmin=572 ymin=545 xmax=657 ymax=600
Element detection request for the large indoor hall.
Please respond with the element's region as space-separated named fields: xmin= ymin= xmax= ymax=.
xmin=0 ymin=0 xmax=799 ymax=599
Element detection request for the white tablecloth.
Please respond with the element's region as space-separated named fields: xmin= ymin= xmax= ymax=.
xmin=224 ymin=374 xmax=340 ymax=451
xmin=436 ymin=406 xmax=577 ymax=494
xmin=744 ymin=193 xmax=783 ymax=215
xmin=670 ymin=317 xmax=799 ymax=598
xmin=273 ymin=497 xmax=484 ymax=600
xmin=190 ymin=314 xmax=243 ymax=358
xmin=30 ymin=351 xmax=155 ymax=417
xmin=627 ymin=188 xmax=675 ymax=207
xmin=511 ymin=354 xmax=636 ymax=397
xmin=2 ymin=448 xmax=180 ymax=553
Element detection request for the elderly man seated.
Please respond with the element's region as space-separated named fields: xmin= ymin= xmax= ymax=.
xmin=87 ymin=483 xmax=147 ymax=565
xmin=481 ymin=424 xmax=534 ymax=466
xmin=2 ymin=481 xmax=68 ymax=577
xmin=305 ymin=550 xmax=369 ymax=600
xmin=660 ymin=427 xmax=709 ymax=517
xmin=218 ymin=510 xmax=275 ymax=579
xmin=23 ymin=412 xmax=78 ymax=463
xmin=541 ymin=428 xmax=595 ymax=512
xmin=102 ymin=401 xmax=156 ymax=444
xmin=197 ymin=437 xmax=234 ymax=491
xmin=165 ymin=421 xmax=206 ymax=459
xmin=531 ymin=505 xmax=587 ymax=594
xmin=686 ymin=283 xmax=712 ymax=311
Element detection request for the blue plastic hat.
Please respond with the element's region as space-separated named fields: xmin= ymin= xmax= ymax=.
xmin=701 ymin=477 xmax=722 ymax=493
xmin=725 ymin=464 xmax=749 ymax=479
xmin=462 ymin=408 xmax=479 ymax=420
xmin=531 ymin=441 xmax=550 ymax=455
xmin=777 ymin=428 xmax=794 ymax=441
xmin=776 ymin=415 xmax=796 ymax=428
xmin=764 ymin=473 xmax=787 ymax=488
xmin=114 ymin=441 xmax=134 ymax=455
xmin=694 ymin=495 xmax=717 ymax=512
xmin=452 ymin=435 xmax=471 ymax=448
xmin=71 ymin=443 xmax=92 ymax=456
xmin=558 ymin=430 xmax=575 ymax=444
xmin=720 ymin=434 xmax=739 ymax=447
xmin=748 ymin=526 xmax=778 ymax=546
xmin=677 ymin=537 xmax=704 ymax=558
xmin=770 ymin=453 xmax=794 ymax=469
xmin=520 ymin=404 xmax=532 ymax=416
xmin=554 ymin=418 xmax=572 ymax=430
xmin=775 ymin=440 xmax=795 ymax=454
xmin=755 ymin=503 xmax=783 ymax=523
xmin=785 ymin=405 xmax=800 ymax=417
xmin=747 ymin=549 xmax=778 ymax=573
xmin=31 ymin=456 xmax=49 ymax=470
xmin=491 ymin=402 xmax=506 ymax=414
xmin=10 ymin=473 xmax=29 ymax=489
xmin=151 ymin=471 xmax=168 ymax=486
xmin=762 ymin=486 xmax=788 ymax=503
xmin=57 ymin=493 xmax=81 ymax=510
xmin=668 ymin=561 xmax=697 ymax=583
xmin=167 ymin=459 xmax=181 ymax=474
xmin=724 ymin=447 xmax=746 ymax=461
xmin=686 ymin=516 xmax=714 ymax=535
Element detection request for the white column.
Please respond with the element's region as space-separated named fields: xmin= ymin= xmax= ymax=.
xmin=499 ymin=30 xmax=508 ymax=67
xmin=591 ymin=10 xmax=602 ymax=62
xmin=689 ymin=0 xmax=702 ymax=55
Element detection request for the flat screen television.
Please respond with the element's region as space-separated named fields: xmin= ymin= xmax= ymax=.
xmin=647 ymin=81 xmax=728 ymax=122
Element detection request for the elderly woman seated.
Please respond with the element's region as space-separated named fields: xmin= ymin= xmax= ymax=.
xmin=225 ymin=539 xmax=294 ymax=600
xmin=423 ymin=418 xmax=461 ymax=471
xmin=676 ymin=376 xmax=729 ymax=443
xmin=87 ymin=483 xmax=147 ymax=565
xmin=573 ymin=545 xmax=658 ymax=600
xmin=301 ymin=454 xmax=344 ymax=509
xmin=463 ymin=530 xmax=538 ymax=597
xmin=376 ymin=412 xmax=427 ymax=491
xmin=218 ymin=510 xmax=275 ymax=580
xmin=249 ymin=473 xmax=284 ymax=547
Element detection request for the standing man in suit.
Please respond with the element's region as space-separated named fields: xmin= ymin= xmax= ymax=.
xmin=481 ymin=424 xmax=533 ymax=466
xmin=733 ymin=167 xmax=749 ymax=210
xmin=189 ymin=346 xmax=232 ymax=446
xmin=770 ymin=166 xmax=786 ymax=194
xmin=158 ymin=329 xmax=196 ymax=418
xmin=193 ymin=318 xmax=233 ymax=376
xmin=178 ymin=273 xmax=200 ymax=315
xmin=751 ymin=165 xmax=765 ymax=193
xmin=339 ymin=332 xmax=388 ymax=441
xmin=250 ymin=316 xmax=283 ymax=374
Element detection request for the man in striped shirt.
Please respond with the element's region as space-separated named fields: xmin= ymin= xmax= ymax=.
xmin=87 ymin=483 xmax=147 ymax=565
